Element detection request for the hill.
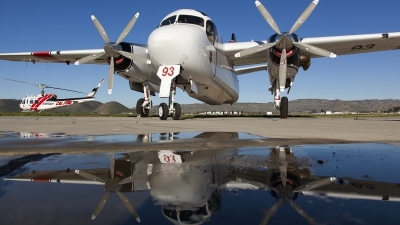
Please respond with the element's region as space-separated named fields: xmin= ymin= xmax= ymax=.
xmin=0 ymin=99 xmax=21 ymax=112
xmin=143 ymin=99 xmax=400 ymax=114
xmin=1 ymin=98 xmax=399 ymax=114
xmin=93 ymin=101 xmax=133 ymax=114
xmin=48 ymin=101 xmax=103 ymax=113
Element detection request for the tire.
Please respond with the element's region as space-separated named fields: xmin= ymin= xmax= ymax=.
xmin=280 ymin=97 xmax=288 ymax=119
xmin=136 ymin=98 xmax=150 ymax=117
xmin=172 ymin=103 xmax=181 ymax=120
xmin=136 ymin=98 xmax=143 ymax=116
xmin=158 ymin=103 xmax=169 ymax=120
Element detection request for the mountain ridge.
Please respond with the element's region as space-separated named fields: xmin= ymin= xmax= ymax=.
xmin=1 ymin=99 xmax=399 ymax=114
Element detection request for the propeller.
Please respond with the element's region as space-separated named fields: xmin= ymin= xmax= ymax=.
xmin=3 ymin=78 xmax=87 ymax=95
xmin=293 ymin=177 xmax=336 ymax=192
xmin=74 ymin=153 xmax=148 ymax=221
xmin=235 ymin=0 xmax=336 ymax=62
xmin=75 ymin=13 xmax=151 ymax=94
xmin=260 ymin=199 xmax=283 ymax=225
xmin=260 ymin=176 xmax=335 ymax=224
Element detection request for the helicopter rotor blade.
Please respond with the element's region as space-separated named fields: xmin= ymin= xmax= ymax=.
xmin=116 ymin=191 xmax=141 ymax=222
xmin=46 ymin=87 xmax=87 ymax=94
xmin=3 ymin=78 xmax=44 ymax=88
xmin=75 ymin=170 xmax=105 ymax=183
xmin=91 ymin=192 xmax=110 ymax=220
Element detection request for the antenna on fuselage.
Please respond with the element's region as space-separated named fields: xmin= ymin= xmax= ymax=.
xmin=230 ymin=33 xmax=237 ymax=43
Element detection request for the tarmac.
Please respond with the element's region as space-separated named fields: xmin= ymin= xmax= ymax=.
xmin=0 ymin=116 xmax=399 ymax=156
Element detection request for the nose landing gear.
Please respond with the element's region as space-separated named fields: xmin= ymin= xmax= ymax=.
xmin=158 ymin=78 xmax=181 ymax=120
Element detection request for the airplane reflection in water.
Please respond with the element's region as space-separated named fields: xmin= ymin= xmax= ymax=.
xmin=5 ymin=132 xmax=400 ymax=225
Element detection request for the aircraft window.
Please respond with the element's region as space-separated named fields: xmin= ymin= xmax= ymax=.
xmin=22 ymin=99 xmax=25 ymax=104
xmin=159 ymin=15 xmax=176 ymax=27
xmin=34 ymin=100 xmax=38 ymax=104
xmin=177 ymin=15 xmax=204 ymax=27
xmin=206 ymin=20 xmax=216 ymax=45
xmin=30 ymin=100 xmax=33 ymax=104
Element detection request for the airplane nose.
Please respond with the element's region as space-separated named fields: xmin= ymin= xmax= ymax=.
xmin=148 ymin=25 xmax=197 ymax=66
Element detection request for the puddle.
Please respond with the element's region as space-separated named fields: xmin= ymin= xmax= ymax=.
xmin=1 ymin=143 xmax=400 ymax=224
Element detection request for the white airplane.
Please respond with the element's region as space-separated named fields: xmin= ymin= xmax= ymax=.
xmin=0 ymin=0 xmax=399 ymax=119
xmin=3 ymin=78 xmax=104 ymax=112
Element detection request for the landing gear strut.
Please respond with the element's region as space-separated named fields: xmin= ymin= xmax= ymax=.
xmin=158 ymin=78 xmax=181 ymax=120
xmin=136 ymin=82 xmax=152 ymax=117
xmin=273 ymin=83 xmax=289 ymax=119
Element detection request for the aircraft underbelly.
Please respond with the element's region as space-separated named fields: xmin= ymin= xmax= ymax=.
xmin=181 ymin=53 xmax=238 ymax=105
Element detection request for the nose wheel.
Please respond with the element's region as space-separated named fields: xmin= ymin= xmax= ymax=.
xmin=158 ymin=102 xmax=181 ymax=120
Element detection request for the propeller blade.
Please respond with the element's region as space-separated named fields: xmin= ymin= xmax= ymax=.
xmin=289 ymin=0 xmax=319 ymax=34
xmin=118 ymin=51 xmax=151 ymax=64
xmin=255 ymin=1 xmax=281 ymax=34
xmin=293 ymin=42 xmax=336 ymax=58
xmin=293 ymin=177 xmax=336 ymax=192
xmin=46 ymin=87 xmax=87 ymax=94
xmin=289 ymin=199 xmax=316 ymax=225
xmin=116 ymin=191 xmax=141 ymax=222
xmin=260 ymin=200 xmax=282 ymax=225
xmin=116 ymin=13 xmax=139 ymax=45
xmin=234 ymin=42 xmax=276 ymax=58
xmin=75 ymin=52 xmax=105 ymax=65
xmin=91 ymin=15 xmax=110 ymax=43
xmin=278 ymin=48 xmax=287 ymax=92
xmin=109 ymin=154 xmax=115 ymax=179
xmin=108 ymin=57 xmax=114 ymax=95
xmin=92 ymin=192 xmax=110 ymax=220
xmin=119 ymin=172 xmax=148 ymax=185
xmin=75 ymin=170 xmax=105 ymax=183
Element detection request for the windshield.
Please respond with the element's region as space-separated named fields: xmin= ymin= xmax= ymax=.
xmin=159 ymin=15 xmax=176 ymax=27
xmin=177 ymin=15 xmax=204 ymax=27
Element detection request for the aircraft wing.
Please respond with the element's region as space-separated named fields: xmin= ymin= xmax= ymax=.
xmin=302 ymin=32 xmax=400 ymax=58
xmin=224 ymin=32 xmax=400 ymax=67
xmin=0 ymin=49 xmax=107 ymax=65
xmin=224 ymin=41 xmax=268 ymax=67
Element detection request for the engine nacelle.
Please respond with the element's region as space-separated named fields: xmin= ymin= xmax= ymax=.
xmin=267 ymin=47 xmax=300 ymax=80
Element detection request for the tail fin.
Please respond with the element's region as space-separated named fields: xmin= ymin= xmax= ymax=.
xmin=87 ymin=79 xmax=104 ymax=98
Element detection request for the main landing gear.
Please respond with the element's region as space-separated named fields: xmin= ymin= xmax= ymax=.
xmin=158 ymin=78 xmax=181 ymax=120
xmin=136 ymin=82 xmax=152 ymax=117
xmin=273 ymin=86 xmax=289 ymax=119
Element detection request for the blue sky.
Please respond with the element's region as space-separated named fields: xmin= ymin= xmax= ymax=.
xmin=1 ymin=0 xmax=399 ymax=108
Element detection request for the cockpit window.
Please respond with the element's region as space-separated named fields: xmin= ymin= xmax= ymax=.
xmin=177 ymin=15 xmax=204 ymax=27
xmin=206 ymin=20 xmax=216 ymax=45
xmin=159 ymin=15 xmax=176 ymax=27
